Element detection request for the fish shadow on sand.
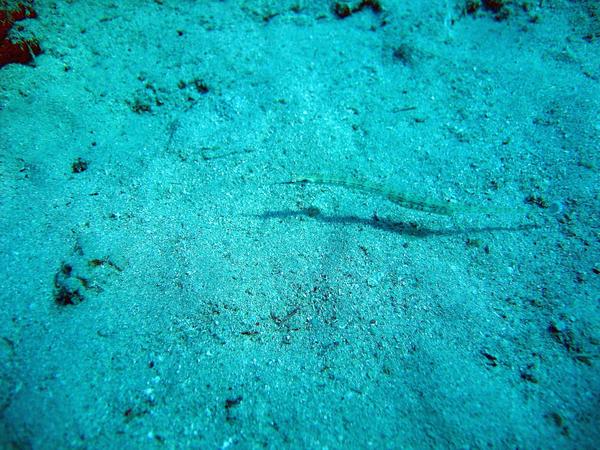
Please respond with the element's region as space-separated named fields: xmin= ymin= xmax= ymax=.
xmin=257 ymin=208 xmax=539 ymax=238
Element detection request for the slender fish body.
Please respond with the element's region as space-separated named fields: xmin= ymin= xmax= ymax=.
xmin=286 ymin=174 xmax=514 ymax=216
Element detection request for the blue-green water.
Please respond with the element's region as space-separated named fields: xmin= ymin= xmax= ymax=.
xmin=1 ymin=1 xmax=598 ymax=448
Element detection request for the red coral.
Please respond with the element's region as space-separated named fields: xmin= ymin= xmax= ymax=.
xmin=0 ymin=1 xmax=42 ymax=68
